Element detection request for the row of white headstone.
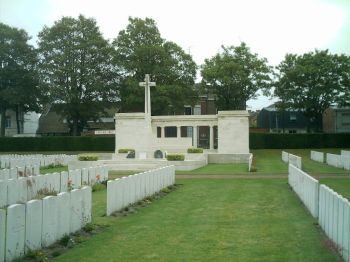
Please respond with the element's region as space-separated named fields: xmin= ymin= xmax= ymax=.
xmin=319 ymin=184 xmax=350 ymax=262
xmin=0 ymin=154 xmax=77 ymax=169
xmin=0 ymin=165 xmax=40 ymax=180
xmin=310 ymin=150 xmax=350 ymax=170
xmin=0 ymin=166 xmax=108 ymax=208
xmin=107 ymin=165 xmax=175 ymax=216
xmin=0 ymin=186 xmax=92 ymax=262
xmin=288 ymin=164 xmax=319 ymax=218
xmin=288 ymin=161 xmax=350 ymax=262
xmin=281 ymin=151 xmax=302 ymax=169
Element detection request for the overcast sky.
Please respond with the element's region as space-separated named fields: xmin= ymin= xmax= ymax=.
xmin=1 ymin=0 xmax=349 ymax=110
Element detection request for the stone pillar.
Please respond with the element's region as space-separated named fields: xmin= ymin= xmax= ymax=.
xmin=209 ymin=125 xmax=214 ymax=150
xmin=193 ymin=126 xmax=198 ymax=148
xmin=177 ymin=126 xmax=181 ymax=138
xmin=161 ymin=126 xmax=164 ymax=138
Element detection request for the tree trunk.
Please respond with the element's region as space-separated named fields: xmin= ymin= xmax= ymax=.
xmin=0 ymin=107 xmax=6 ymax=137
xmin=15 ymin=105 xmax=21 ymax=134
xmin=72 ymin=118 xmax=79 ymax=136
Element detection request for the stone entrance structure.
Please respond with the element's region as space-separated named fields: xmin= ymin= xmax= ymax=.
xmin=114 ymin=74 xmax=250 ymax=160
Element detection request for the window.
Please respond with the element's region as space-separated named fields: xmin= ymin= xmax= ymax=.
xmin=341 ymin=113 xmax=350 ymax=126
xmin=157 ymin=127 xmax=161 ymax=138
xmin=288 ymin=130 xmax=297 ymax=134
xmin=289 ymin=113 xmax=296 ymax=121
xmin=164 ymin=126 xmax=177 ymax=137
xmin=193 ymin=105 xmax=201 ymax=115
xmin=5 ymin=117 xmax=11 ymax=128
xmin=184 ymin=106 xmax=192 ymax=115
xmin=181 ymin=126 xmax=193 ymax=137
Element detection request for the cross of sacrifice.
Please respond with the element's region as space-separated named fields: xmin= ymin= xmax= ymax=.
xmin=139 ymin=74 xmax=156 ymax=115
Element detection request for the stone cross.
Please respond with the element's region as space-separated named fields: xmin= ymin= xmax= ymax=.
xmin=139 ymin=74 xmax=156 ymax=115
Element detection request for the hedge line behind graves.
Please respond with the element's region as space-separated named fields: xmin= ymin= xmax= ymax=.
xmin=249 ymin=133 xmax=350 ymax=149
xmin=0 ymin=133 xmax=350 ymax=152
xmin=0 ymin=136 xmax=115 ymax=152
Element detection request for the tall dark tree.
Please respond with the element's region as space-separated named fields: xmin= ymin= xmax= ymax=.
xmin=201 ymin=43 xmax=272 ymax=110
xmin=38 ymin=15 xmax=118 ymax=135
xmin=0 ymin=23 xmax=39 ymax=136
xmin=113 ymin=17 xmax=197 ymax=115
xmin=274 ymin=50 xmax=350 ymax=132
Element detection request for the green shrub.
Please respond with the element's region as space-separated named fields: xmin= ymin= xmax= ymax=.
xmin=78 ymin=154 xmax=98 ymax=161
xmin=92 ymin=183 xmax=106 ymax=192
xmin=59 ymin=234 xmax=71 ymax=246
xmin=187 ymin=148 xmax=203 ymax=153
xmin=167 ymin=154 xmax=185 ymax=161
xmin=118 ymin=148 xmax=134 ymax=153
xmin=83 ymin=223 xmax=95 ymax=232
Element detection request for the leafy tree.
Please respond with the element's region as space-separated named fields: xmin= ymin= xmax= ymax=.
xmin=113 ymin=17 xmax=197 ymax=114
xmin=201 ymin=43 xmax=272 ymax=110
xmin=38 ymin=15 xmax=118 ymax=136
xmin=0 ymin=23 xmax=39 ymax=136
xmin=274 ymin=50 xmax=350 ymax=132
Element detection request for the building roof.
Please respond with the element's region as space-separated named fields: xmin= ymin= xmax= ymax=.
xmin=37 ymin=103 xmax=118 ymax=135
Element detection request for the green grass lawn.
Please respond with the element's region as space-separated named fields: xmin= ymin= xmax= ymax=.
xmin=108 ymin=170 xmax=141 ymax=179
xmin=177 ymin=163 xmax=249 ymax=175
xmin=286 ymin=149 xmax=350 ymax=175
xmin=53 ymin=179 xmax=340 ymax=262
xmin=319 ymin=178 xmax=350 ymax=201
xmin=177 ymin=149 xmax=350 ymax=175
xmin=40 ymin=165 xmax=68 ymax=174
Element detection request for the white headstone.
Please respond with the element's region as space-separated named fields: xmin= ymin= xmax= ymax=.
xmin=81 ymin=186 xmax=92 ymax=226
xmin=6 ymin=204 xmax=25 ymax=261
xmin=42 ymin=196 xmax=58 ymax=247
xmin=60 ymin=171 xmax=69 ymax=192
xmin=0 ymin=169 xmax=9 ymax=180
xmin=0 ymin=209 xmax=6 ymax=262
xmin=107 ymin=180 xmax=115 ymax=216
xmin=9 ymin=168 xmax=17 ymax=179
xmin=7 ymin=179 xmax=19 ymax=205
xmin=25 ymin=199 xmax=43 ymax=252
xmin=81 ymin=168 xmax=89 ymax=186
xmin=88 ymin=167 xmax=96 ymax=185
xmin=70 ymin=189 xmax=83 ymax=233
xmin=0 ymin=180 xmax=7 ymax=208
xmin=18 ymin=177 xmax=28 ymax=203
xmin=56 ymin=192 xmax=70 ymax=239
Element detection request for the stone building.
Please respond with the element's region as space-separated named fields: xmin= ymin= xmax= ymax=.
xmin=323 ymin=107 xmax=350 ymax=133
xmin=0 ymin=110 xmax=39 ymax=137
xmin=115 ymin=75 xmax=250 ymax=159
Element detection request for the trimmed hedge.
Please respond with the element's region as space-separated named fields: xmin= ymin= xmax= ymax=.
xmin=167 ymin=154 xmax=185 ymax=161
xmin=0 ymin=136 xmax=114 ymax=152
xmin=187 ymin=148 xmax=203 ymax=153
xmin=250 ymin=133 xmax=350 ymax=149
xmin=78 ymin=154 xmax=98 ymax=161
xmin=118 ymin=148 xmax=134 ymax=153
xmin=1 ymin=133 xmax=350 ymax=152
